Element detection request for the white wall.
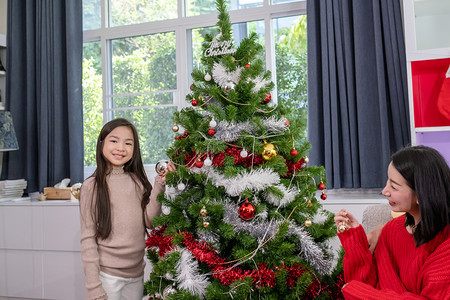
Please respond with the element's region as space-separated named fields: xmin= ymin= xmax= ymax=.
xmin=0 ymin=0 xmax=7 ymax=35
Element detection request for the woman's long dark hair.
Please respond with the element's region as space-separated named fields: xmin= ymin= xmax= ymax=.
xmin=92 ymin=118 xmax=152 ymax=239
xmin=391 ymin=145 xmax=450 ymax=246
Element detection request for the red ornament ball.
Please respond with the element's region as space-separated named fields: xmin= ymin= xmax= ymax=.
xmin=208 ymin=128 xmax=215 ymax=136
xmin=195 ymin=160 xmax=203 ymax=168
xmin=239 ymin=199 xmax=255 ymax=220
xmin=320 ymin=192 xmax=327 ymax=200
xmin=245 ymin=63 xmax=251 ymax=68
xmin=318 ymin=182 xmax=326 ymax=190
xmin=192 ymin=99 xmax=198 ymax=106
xmin=262 ymin=93 xmax=271 ymax=104
xmin=285 ymin=120 xmax=290 ymax=126
xmin=290 ymin=149 xmax=298 ymax=157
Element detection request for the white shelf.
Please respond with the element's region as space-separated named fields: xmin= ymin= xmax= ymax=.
xmin=415 ymin=126 xmax=450 ymax=133
xmin=406 ymin=49 xmax=450 ymax=62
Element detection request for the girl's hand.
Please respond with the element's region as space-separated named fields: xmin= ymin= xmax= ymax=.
xmin=159 ymin=161 xmax=176 ymax=184
xmin=334 ymin=209 xmax=360 ymax=230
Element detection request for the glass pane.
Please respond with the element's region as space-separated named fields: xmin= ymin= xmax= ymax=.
xmin=83 ymin=0 xmax=101 ymax=30
xmin=112 ymin=92 xmax=174 ymax=108
xmin=186 ymin=0 xmax=262 ymax=17
xmin=83 ymin=41 xmax=103 ymax=167
xmin=110 ymin=0 xmax=178 ymax=26
xmin=274 ymin=15 xmax=307 ymax=140
xmin=111 ymin=106 xmax=178 ymax=164
xmin=111 ymin=32 xmax=177 ymax=96
xmin=191 ymin=20 xmax=265 ymax=71
xmin=414 ymin=0 xmax=450 ymax=50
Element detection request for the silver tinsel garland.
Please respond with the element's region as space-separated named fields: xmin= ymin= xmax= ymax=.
xmin=212 ymin=62 xmax=242 ymax=89
xmin=214 ymin=120 xmax=253 ymax=142
xmin=176 ymin=249 xmax=210 ymax=298
xmin=249 ymin=75 xmax=272 ymax=93
xmin=221 ymin=201 xmax=333 ymax=275
xmin=213 ymin=117 xmax=289 ymax=142
xmin=204 ymin=168 xmax=280 ymax=197
xmin=263 ymin=184 xmax=298 ymax=208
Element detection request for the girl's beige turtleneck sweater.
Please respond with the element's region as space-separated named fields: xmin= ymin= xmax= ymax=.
xmin=79 ymin=167 xmax=164 ymax=300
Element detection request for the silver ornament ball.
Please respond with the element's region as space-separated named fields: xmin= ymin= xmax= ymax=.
xmin=155 ymin=160 xmax=169 ymax=175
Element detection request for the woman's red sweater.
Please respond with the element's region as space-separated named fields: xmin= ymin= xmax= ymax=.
xmin=338 ymin=215 xmax=450 ymax=299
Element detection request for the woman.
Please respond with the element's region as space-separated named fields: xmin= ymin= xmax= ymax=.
xmin=334 ymin=145 xmax=450 ymax=299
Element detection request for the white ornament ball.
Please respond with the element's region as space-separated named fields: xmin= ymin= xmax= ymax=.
xmin=166 ymin=186 xmax=176 ymax=194
xmin=177 ymin=183 xmax=186 ymax=191
xmin=204 ymin=158 xmax=212 ymax=166
xmin=204 ymin=73 xmax=212 ymax=81
xmin=163 ymin=285 xmax=176 ymax=297
xmin=240 ymin=149 xmax=248 ymax=158
xmin=209 ymin=119 xmax=217 ymax=128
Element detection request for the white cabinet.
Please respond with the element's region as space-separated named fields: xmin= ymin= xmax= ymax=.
xmin=402 ymin=0 xmax=450 ymax=163
xmin=0 ymin=200 xmax=87 ymax=300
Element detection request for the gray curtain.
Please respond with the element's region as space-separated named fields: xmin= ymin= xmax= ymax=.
xmin=307 ymin=0 xmax=410 ymax=188
xmin=3 ymin=0 xmax=83 ymax=193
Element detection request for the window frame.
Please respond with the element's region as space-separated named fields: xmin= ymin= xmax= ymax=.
xmin=82 ymin=0 xmax=307 ymax=179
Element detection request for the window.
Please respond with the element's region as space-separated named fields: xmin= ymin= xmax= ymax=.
xmin=82 ymin=0 xmax=307 ymax=178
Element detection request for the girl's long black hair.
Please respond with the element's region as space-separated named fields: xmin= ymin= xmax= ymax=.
xmin=391 ymin=145 xmax=450 ymax=246
xmin=92 ymin=118 xmax=152 ymax=239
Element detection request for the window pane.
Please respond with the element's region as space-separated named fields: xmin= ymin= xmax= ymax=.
xmin=83 ymin=0 xmax=101 ymax=30
xmin=274 ymin=15 xmax=307 ymax=139
xmin=191 ymin=21 xmax=265 ymax=70
xmin=186 ymin=0 xmax=262 ymax=17
xmin=110 ymin=0 xmax=177 ymax=26
xmin=111 ymin=107 xmax=178 ymax=164
xmin=112 ymin=92 xmax=174 ymax=108
xmin=83 ymin=41 xmax=103 ymax=167
xmin=111 ymin=32 xmax=176 ymax=96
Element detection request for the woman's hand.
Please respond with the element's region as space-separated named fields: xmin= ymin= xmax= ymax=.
xmin=334 ymin=209 xmax=360 ymax=231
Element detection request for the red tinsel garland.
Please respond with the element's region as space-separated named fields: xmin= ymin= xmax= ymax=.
xmin=283 ymin=157 xmax=306 ymax=177
xmin=184 ymin=147 xmax=307 ymax=176
xmin=146 ymin=228 xmax=342 ymax=297
xmin=145 ymin=225 xmax=175 ymax=257
xmin=184 ymin=147 xmax=266 ymax=169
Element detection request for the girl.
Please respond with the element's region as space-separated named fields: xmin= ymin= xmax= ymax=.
xmin=335 ymin=145 xmax=450 ymax=299
xmin=80 ymin=118 xmax=175 ymax=300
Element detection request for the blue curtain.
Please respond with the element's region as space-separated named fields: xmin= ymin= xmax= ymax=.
xmin=3 ymin=0 xmax=83 ymax=193
xmin=307 ymin=0 xmax=410 ymax=188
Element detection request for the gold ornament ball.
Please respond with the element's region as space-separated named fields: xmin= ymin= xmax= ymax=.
xmin=172 ymin=124 xmax=179 ymax=132
xmin=262 ymin=142 xmax=277 ymax=160
xmin=305 ymin=218 xmax=312 ymax=227
xmin=304 ymin=156 xmax=309 ymax=163
xmin=200 ymin=206 xmax=207 ymax=216
xmin=337 ymin=222 xmax=348 ymax=233
xmin=203 ymin=221 xmax=210 ymax=228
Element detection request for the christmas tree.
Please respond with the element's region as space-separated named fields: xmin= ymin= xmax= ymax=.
xmin=145 ymin=0 xmax=344 ymax=298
